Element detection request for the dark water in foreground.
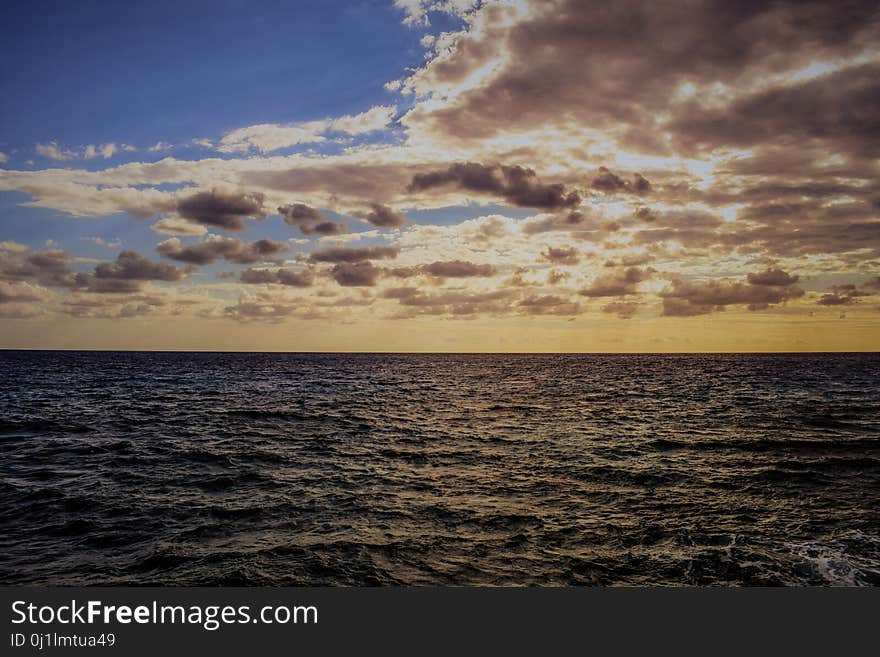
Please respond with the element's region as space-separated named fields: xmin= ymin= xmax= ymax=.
xmin=1 ymin=351 xmax=878 ymax=586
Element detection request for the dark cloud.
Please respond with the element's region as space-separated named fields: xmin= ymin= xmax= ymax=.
xmin=660 ymin=276 xmax=804 ymax=316
xmin=308 ymin=246 xmax=400 ymax=263
xmin=628 ymin=211 xmax=729 ymax=250
xmin=671 ymin=62 xmax=880 ymax=159
xmin=354 ymin=203 xmax=407 ymax=228
xmin=518 ymin=294 xmax=581 ymax=316
xmin=74 ymin=277 xmax=142 ymax=294
xmin=384 ymin=266 xmax=422 ymax=279
xmin=241 ymin=163 xmax=416 ymax=203
xmin=176 ymin=190 xmax=267 ymax=231
xmin=816 ymin=284 xmax=871 ymax=306
xmin=406 ymin=0 xmax=880 ymax=153
xmin=747 ymin=267 xmax=800 ymax=287
xmin=408 ymin=162 xmax=580 ymax=210
xmin=0 ymin=245 xmax=76 ymax=288
xmin=603 ymin=252 xmax=654 ymax=268
xmin=278 ymin=203 xmax=347 ymax=236
xmin=382 ymin=286 xmax=516 ymax=317
xmin=522 ymin=210 xmax=608 ymax=239
xmin=240 ymin=267 xmax=315 ymax=287
xmin=601 ymin=301 xmax=639 ymax=319
xmin=157 ymin=237 xmax=289 ymax=265
xmin=542 ymin=246 xmax=580 ymax=265
xmin=382 ymin=260 xmax=498 ymax=280
xmin=330 ymin=262 xmax=381 ymax=286
xmin=421 ymin=260 xmax=496 ymax=278
xmin=579 ymin=267 xmax=651 ymax=297
xmin=94 ymin=250 xmax=188 ymax=281
xmin=54 ymin=250 xmax=192 ymax=294
xmin=729 ymin=215 xmax=880 ymax=259
xmin=590 ymin=167 xmax=651 ymax=195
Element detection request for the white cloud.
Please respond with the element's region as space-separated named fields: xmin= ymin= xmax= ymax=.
xmin=83 ymin=236 xmax=123 ymax=248
xmin=0 ymin=240 xmax=28 ymax=252
xmin=394 ymin=0 xmax=480 ymax=26
xmin=148 ymin=141 xmax=173 ymax=152
xmin=84 ymin=143 xmax=118 ymax=159
xmin=36 ymin=141 xmax=77 ymax=161
xmin=327 ymin=105 xmax=397 ymax=134
xmin=151 ymin=217 xmax=208 ymax=236
xmin=217 ymin=105 xmax=397 ymax=154
xmin=0 ymin=152 xmax=8 ymax=164
xmin=218 ymin=121 xmax=328 ymax=154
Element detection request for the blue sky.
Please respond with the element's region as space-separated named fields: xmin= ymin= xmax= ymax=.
xmin=0 ymin=0 xmax=448 ymax=164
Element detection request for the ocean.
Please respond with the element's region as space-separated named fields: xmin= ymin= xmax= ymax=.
xmin=1 ymin=351 xmax=878 ymax=586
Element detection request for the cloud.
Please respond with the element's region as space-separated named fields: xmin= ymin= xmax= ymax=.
xmin=747 ymin=267 xmax=800 ymax=287
xmin=0 ymin=152 xmax=8 ymax=164
xmin=408 ymin=162 xmax=580 ymax=210
xmin=420 ymin=260 xmax=497 ymax=278
xmin=278 ymin=203 xmax=347 ymax=236
xmin=671 ymin=62 xmax=880 ymax=159
xmin=93 ymin=250 xmax=189 ymax=281
xmin=402 ymin=0 xmax=880 ymax=152
xmin=35 ymin=141 xmax=77 ymax=161
xmin=0 ymin=281 xmax=48 ymax=304
xmin=542 ymin=246 xmax=580 ymax=265
xmin=176 ymin=189 xmax=267 ymax=231
xmin=4 ymin=0 xmax=880 ymax=334
xmin=308 ymin=245 xmax=400 ymax=263
xmin=522 ymin=211 xmax=606 ymax=238
xmin=382 ymin=286 xmax=516 ymax=317
xmin=36 ymin=142 xmax=118 ymax=161
xmin=660 ymin=274 xmax=804 ymax=316
xmin=816 ymin=284 xmax=872 ymax=306
xmin=240 ymin=267 xmax=315 ymax=287
xmin=240 ymin=161 xmax=417 ymax=206
xmin=83 ymin=143 xmax=118 ymax=159
xmin=330 ymin=262 xmax=382 ymax=286
xmin=384 ymin=259 xmax=497 ymax=281
xmin=224 ymin=298 xmax=296 ymax=322
xmin=394 ymin=0 xmax=479 ymax=26
xmin=518 ymin=294 xmax=581 ymax=316
xmin=590 ymin=167 xmax=651 ymax=195
xmin=579 ymin=267 xmax=651 ymax=298
xmin=157 ymin=236 xmax=288 ymax=265
xmin=354 ymin=202 xmax=408 ymax=228
xmin=601 ymin=301 xmax=640 ymax=319
xmin=151 ymin=217 xmax=208 ymax=236
xmin=218 ymin=105 xmax=397 ymax=153
xmin=0 ymin=243 xmax=77 ymax=288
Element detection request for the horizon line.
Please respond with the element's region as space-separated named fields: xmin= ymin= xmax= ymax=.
xmin=1 ymin=348 xmax=878 ymax=355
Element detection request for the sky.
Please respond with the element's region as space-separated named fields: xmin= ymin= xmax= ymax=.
xmin=0 ymin=0 xmax=878 ymax=352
